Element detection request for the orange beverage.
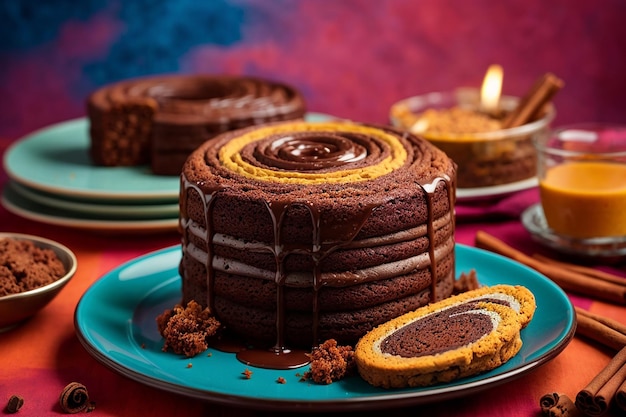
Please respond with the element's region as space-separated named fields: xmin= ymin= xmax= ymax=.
xmin=539 ymin=161 xmax=626 ymax=239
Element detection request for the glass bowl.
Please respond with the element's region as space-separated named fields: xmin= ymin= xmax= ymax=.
xmin=534 ymin=123 xmax=626 ymax=240
xmin=390 ymin=88 xmax=555 ymax=189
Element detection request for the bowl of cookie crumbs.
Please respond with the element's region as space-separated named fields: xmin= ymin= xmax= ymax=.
xmin=0 ymin=232 xmax=77 ymax=330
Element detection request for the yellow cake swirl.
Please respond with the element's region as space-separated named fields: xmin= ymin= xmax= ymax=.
xmin=354 ymin=284 xmax=536 ymax=388
xmin=218 ymin=122 xmax=408 ymax=184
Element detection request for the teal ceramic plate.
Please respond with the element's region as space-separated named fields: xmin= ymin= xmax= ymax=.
xmin=3 ymin=118 xmax=180 ymax=202
xmin=74 ymin=244 xmax=575 ymax=411
xmin=8 ymin=181 xmax=179 ymax=219
xmin=3 ymin=113 xmax=333 ymax=203
xmin=1 ymin=182 xmax=178 ymax=233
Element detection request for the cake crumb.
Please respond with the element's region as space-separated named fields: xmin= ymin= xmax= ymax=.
xmin=242 ymin=369 xmax=253 ymax=379
xmin=454 ymin=269 xmax=480 ymax=294
xmin=5 ymin=395 xmax=24 ymax=413
xmin=276 ymin=377 xmax=286 ymax=384
xmin=0 ymin=238 xmax=66 ymax=297
xmin=302 ymin=339 xmax=355 ymax=384
xmin=156 ymin=300 xmax=221 ymax=358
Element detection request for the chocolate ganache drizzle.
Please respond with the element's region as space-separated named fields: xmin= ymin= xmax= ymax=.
xmin=253 ymin=133 xmax=368 ymax=170
xmin=179 ymin=122 xmax=456 ymax=369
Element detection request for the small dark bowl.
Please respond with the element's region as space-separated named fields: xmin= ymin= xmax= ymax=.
xmin=0 ymin=233 xmax=77 ymax=330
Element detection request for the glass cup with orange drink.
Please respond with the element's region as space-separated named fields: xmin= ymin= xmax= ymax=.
xmin=535 ymin=124 xmax=626 ymax=240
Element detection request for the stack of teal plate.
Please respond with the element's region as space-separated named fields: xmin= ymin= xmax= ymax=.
xmin=2 ymin=119 xmax=180 ymax=233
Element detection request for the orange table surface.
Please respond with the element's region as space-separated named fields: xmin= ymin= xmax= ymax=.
xmin=1 ymin=154 xmax=625 ymax=416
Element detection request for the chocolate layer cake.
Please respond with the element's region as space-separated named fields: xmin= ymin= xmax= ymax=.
xmin=179 ymin=121 xmax=457 ymax=354
xmin=87 ymin=75 xmax=306 ymax=175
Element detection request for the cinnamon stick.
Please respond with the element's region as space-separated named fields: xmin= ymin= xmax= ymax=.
xmin=502 ymin=72 xmax=564 ymax=128
xmin=533 ymin=254 xmax=626 ymax=287
xmin=540 ymin=393 xmax=583 ymax=417
xmin=575 ymin=311 xmax=626 ymax=352
xmin=475 ymin=231 xmax=626 ymax=305
xmin=575 ymin=307 xmax=626 ymax=349
xmin=616 ymin=379 xmax=626 ymax=412
xmin=576 ymin=346 xmax=626 ymax=416
xmin=546 ymin=310 xmax=626 ymax=416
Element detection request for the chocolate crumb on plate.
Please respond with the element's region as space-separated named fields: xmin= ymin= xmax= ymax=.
xmin=454 ymin=269 xmax=480 ymax=294
xmin=302 ymin=339 xmax=355 ymax=384
xmin=156 ymin=300 xmax=221 ymax=358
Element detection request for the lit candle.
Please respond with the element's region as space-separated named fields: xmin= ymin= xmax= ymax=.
xmin=480 ymin=64 xmax=503 ymax=116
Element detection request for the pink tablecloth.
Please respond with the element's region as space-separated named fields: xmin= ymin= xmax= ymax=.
xmin=1 ymin=157 xmax=625 ymax=416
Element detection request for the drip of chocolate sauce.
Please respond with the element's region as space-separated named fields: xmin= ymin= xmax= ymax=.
xmin=237 ymin=346 xmax=311 ymax=370
xmin=180 ymin=130 xmax=455 ymax=370
xmin=418 ymin=175 xmax=455 ymax=303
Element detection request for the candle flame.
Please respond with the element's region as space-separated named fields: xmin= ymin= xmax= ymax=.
xmin=480 ymin=64 xmax=503 ymax=114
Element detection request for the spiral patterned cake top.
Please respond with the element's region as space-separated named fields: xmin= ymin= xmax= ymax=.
xmin=219 ymin=122 xmax=409 ymax=184
xmin=185 ymin=121 xmax=455 ymax=194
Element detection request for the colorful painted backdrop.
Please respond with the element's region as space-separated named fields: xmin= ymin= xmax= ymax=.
xmin=1 ymin=0 xmax=625 ymax=141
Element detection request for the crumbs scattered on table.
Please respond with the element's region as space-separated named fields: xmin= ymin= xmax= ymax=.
xmin=242 ymin=369 xmax=253 ymax=379
xmin=5 ymin=395 xmax=24 ymax=414
xmin=276 ymin=377 xmax=286 ymax=384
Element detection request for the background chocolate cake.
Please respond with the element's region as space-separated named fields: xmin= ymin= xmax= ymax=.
xmin=87 ymin=75 xmax=306 ymax=175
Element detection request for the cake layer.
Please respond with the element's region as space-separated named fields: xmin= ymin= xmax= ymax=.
xmin=183 ymin=209 xmax=453 ymax=275
xmin=181 ymin=235 xmax=455 ymax=312
xmin=212 ymin=275 xmax=455 ymax=347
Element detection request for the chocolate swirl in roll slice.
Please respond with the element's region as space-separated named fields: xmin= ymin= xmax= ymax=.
xmin=354 ymin=284 xmax=536 ymax=388
xmin=179 ymin=121 xmax=457 ymax=369
xmin=87 ymin=75 xmax=306 ymax=175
